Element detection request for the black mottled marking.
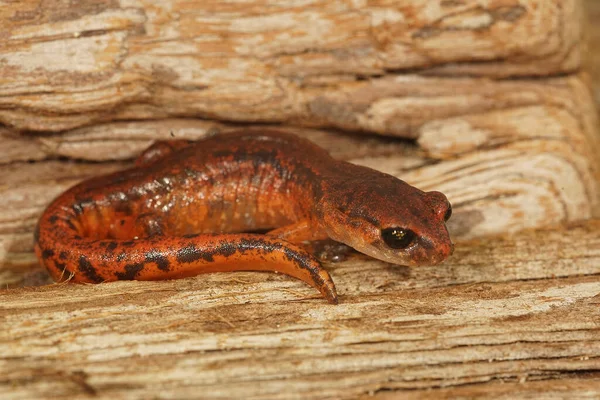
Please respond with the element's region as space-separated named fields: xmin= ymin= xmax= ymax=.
xmin=49 ymin=215 xmax=59 ymax=224
xmin=210 ymin=145 xmax=322 ymax=197
xmin=106 ymin=242 xmax=118 ymax=252
xmin=54 ymin=262 xmax=72 ymax=277
xmin=216 ymin=242 xmax=237 ymax=258
xmin=78 ymin=255 xmax=103 ymax=283
xmin=41 ymin=249 xmax=55 ymax=259
xmin=176 ymin=244 xmax=213 ymax=263
xmin=238 ymin=236 xmax=323 ymax=284
xmin=72 ymin=198 xmax=94 ymax=217
xmin=120 ymin=219 xmax=125 ymax=226
xmin=122 ymin=241 xmax=136 ymax=247
xmin=59 ymin=251 xmax=69 ymax=260
xmin=66 ymin=219 xmax=78 ymax=232
xmin=183 ymin=233 xmax=200 ymax=238
xmin=74 ymin=235 xmax=83 ymax=240
xmin=115 ymin=262 xmax=145 ymax=280
xmin=145 ymin=250 xmax=170 ymax=271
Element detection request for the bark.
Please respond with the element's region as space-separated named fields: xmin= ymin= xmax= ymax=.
xmin=1 ymin=221 xmax=599 ymax=399
xmin=586 ymin=0 xmax=600 ymax=112
xmin=0 ymin=0 xmax=584 ymax=133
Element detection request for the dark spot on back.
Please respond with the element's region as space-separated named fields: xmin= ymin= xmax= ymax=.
xmin=66 ymin=220 xmax=78 ymax=232
xmin=176 ymin=244 xmax=212 ymax=263
xmin=115 ymin=262 xmax=145 ymax=280
xmin=72 ymin=198 xmax=94 ymax=217
xmin=54 ymin=262 xmax=72 ymax=277
xmin=78 ymin=255 xmax=103 ymax=283
xmin=41 ymin=249 xmax=55 ymax=259
xmin=216 ymin=242 xmax=237 ymax=258
xmin=106 ymin=242 xmax=118 ymax=252
xmin=145 ymin=250 xmax=170 ymax=271
xmin=49 ymin=215 xmax=59 ymax=224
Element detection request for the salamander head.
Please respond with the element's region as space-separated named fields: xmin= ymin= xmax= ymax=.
xmin=318 ymin=173 xmax=454 ymax=266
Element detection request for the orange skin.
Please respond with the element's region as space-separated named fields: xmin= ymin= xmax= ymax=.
xmin=34 ymin=130 xmax=454 ymax=304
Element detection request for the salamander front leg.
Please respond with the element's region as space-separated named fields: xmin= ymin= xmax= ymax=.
xmin=266 ymin=220 xmax=328 ymax=243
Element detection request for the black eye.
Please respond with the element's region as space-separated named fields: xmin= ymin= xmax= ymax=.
xmin=381 ymin=228 xmax=416 ymax=249
xmin=444 ymin=203 xmax=452 ymax=221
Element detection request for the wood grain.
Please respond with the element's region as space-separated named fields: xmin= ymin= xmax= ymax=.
xmin=2 ymin=220 xmax=599 ymax=399
xmin=1 ymin=1 xmax=600 ymax=398
xmin=586 ymin=0 xmax=600 ymax=112
xmin=0 ymin=0 xmax=583 ymax=133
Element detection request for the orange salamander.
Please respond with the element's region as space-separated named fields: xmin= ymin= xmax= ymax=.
xmin=34 ymin=130 xmax=454 ymax=304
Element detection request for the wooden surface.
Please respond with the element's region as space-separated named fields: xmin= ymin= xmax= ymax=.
xmin=2 ymin=221 xmax=600 ymax=399
xmin=2 ymin=0 xmax=600 ymax=398
xmin=586 ymin=0 xmax=600 ymax=111
xmin=0 ymin=0 xmax=584 ymax=133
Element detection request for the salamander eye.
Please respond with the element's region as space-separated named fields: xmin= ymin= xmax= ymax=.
xmin=381 ymin=228 xmax=416 ymax=249
xmin=444 ymin=203 xmax=452 ymax=221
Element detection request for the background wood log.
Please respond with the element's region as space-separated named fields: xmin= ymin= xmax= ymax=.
xmin=0 ymin=0 xmax=584 ymax=133
xmin=2 ymin=221 xmax=599 ymax=399
xmin=587 ymin=0 xmax=600 ymax=112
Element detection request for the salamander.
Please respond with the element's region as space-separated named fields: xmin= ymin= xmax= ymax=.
xmin=34 ymin=130 xmax=454 ymax=304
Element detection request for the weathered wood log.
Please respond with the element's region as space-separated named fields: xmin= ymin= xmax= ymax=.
xmin=0 ymin=0 xmax=584 ymax=133
xmin=2 ymin=220 xmax=599 ymax=399
xmin=586 ymin=0 xmax=600 ymax=111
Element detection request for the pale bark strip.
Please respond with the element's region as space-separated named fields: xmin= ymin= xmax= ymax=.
xmin=0 ymin=0 xmax=582 ymax=132
xmin=1 ymin=221 xmax=599 ymax=399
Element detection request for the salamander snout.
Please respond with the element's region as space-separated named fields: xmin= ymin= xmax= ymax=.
xmin=318 ymin=172 xmax=455 ymax=267
xmin=414 ymin=237 xmax=454 ymax=265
